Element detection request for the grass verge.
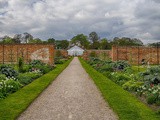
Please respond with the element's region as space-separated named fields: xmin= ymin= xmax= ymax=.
xmin=79 ymin=58 xmax=160 ymax=120
xmin=0 ymin=59 xmax=72 ymax=120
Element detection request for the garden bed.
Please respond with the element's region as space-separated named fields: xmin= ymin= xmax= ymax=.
xmin=0 ymin=58 xmax=72 ymax=120
xmin=80 ymin=58 xmax=160 ymax=120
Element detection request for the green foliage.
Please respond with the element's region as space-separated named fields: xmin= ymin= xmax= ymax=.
xmin=112 ymin=60 xmax=130 ymax=70
xmin=89 ymin=31 xmax=99 ymax=43
xmin=122 ymin=80 xmax=144 ymax=91
xmin=55 ymin=40 xmax=69 ymax=49
xmin=18 ymin=57 xmax=24 ymax=73
xmin=0 ymin=74 xmax=6 ymax=80
xmin=71 ymin=34 xmax=89 ymax=49
xmin=111 ymin=37 xmax=143 ymax=46
xmin=47 ymin=38 xmax=55 ymax=43
xmin=30 ymin=60 xmax=45 ymax=66
xmin=0 ymin=65 xmax=18 ymax=78
xmin=110 ymin=72 xmax=131 ymax=85
xmin=29 ymin=60 xmax=53 ymax=74
xmin=28 ymin=38 xmax=42 ymax=43
xmin=55 ymin=50 xmax=62 ymax=58
xmin=147 ymin=95 xmax=158 ymax=104
xmin=89 ymin=51 xmax=97 ymax=58
xmin=140 ymin=66 xmax=160 ymax=85
xmin=0 ymin=58 xmax=72 ymax=120
xmin=0 ymin=78 xmax=22 ymax=99
xmin=80 ymin=58 xmax=160 ymax=120
xmin=99 ymin=64 xmax=114 ymax=73
xmin=17 ymin=72 xmax=41 ymax=85
xmin=100 ymin=38 xmax=111 ymax=49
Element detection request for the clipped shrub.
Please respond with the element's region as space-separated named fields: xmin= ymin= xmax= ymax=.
xmin=0 ymin=65 xmax=18 ymax=78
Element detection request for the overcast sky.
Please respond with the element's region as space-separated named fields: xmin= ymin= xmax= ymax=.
xmin=0 ymin=0 xmax=160 ymax=43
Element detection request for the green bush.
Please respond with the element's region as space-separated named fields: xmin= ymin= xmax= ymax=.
xmin=54 ymin=57 xmax=64 ymax=64
xmin=30 ymin=60 xmax=45 ymax=66
xmin=89 ymin=51 xmax=97 ymax=58
xmin=99 ymin=64 xmax=114 ymax=72
xmin=140 ymin=66 xmax=160 ymax=85
xmin=110 ymin=72 xmax=131 ymax=85
xmin=0 ymin=78 xmax=22 ymax=99
xmin=112 ymin=60 xmax=130 ymax=71
xmin=0 ymin=65 xmax=18 ymax=78
xmin=17 ymin=72 xmax=41 ymax=85
xmin=18 ymin=57 xmax=24 ymax=73
xmin=122 ymin=80 xmax=144 ymax=91
xmin=0 ymin=74 xmax=6 ymax=80
xmin=147 ymin=94 xmax=157 ymax=104
xmin=29 ymin=60 xmax=53 ymax=74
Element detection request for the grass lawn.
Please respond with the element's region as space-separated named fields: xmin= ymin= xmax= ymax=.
xmin=0 ymin=59 xmax=72 ymax=120
xmin=79 ymin=58 xmax=160 ymax=120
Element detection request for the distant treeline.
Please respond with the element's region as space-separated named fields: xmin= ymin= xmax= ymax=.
xmin=0 ymin=32 xmax=159 ymax=49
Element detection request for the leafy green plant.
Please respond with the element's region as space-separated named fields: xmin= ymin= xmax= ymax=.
xmin=122 ymin=80 xmax=144 ymax=91
xmin=0 ymin=78 xmax=22 ymax=99
xmin=147 ymin=94 xmax=157 ymax=104
xmin=30 ymin=60 xmax=45 ymax=66
xmin=0 ymin=74 xmax=6 ymax=80
xmin=0 ymin=65 xmax=18 ymax=78
xmin=112 ymin=60 xmax=130 ymax=71
xmin=110 ymin=72 xmax=131 ymax=85
xmin=17 ymin=72 xmax=41 ymax=85
xmin=89 ymin=51 xmax=97 ymax=58
xmin=18 ymin=57 xmax=24 ymax=73
xmin=54 ymin=57 xmax=64 ymax=64
xmin=140 ymin=66 xmax=160 ymax=85
xmin=29 ymin=60 xmax=53 ymax=74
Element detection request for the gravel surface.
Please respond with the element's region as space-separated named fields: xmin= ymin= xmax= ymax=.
xmin=18 ymin=57 xmax=118 ymax=120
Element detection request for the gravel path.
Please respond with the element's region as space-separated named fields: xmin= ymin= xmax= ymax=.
xmin=18 ymin=57 xmax=118 ymax=120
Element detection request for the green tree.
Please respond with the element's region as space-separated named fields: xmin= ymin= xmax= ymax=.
xmin=55 ymin=40 xmax=69 ymax=49
xmin=89 ymin=31 xmax=99 ymax=43
xmin=90 ymin=41 xmax=100 ymax=49
xmin=47 ymin=38 xmax=55 ymax=44
xmin=2 ymin=36 xmax=15 ymax=44
xmin=100 ymin=38 xmax=111 ymax=49
xmin=71 ymin=34 xmax=90 ymax=49
xmin=111 ymin=37 xmax=143 ymax=46
xmin=28 ymin=38 xmax=43 ymax=43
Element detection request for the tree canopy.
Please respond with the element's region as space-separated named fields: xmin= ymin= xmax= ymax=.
xmin=71 ymin=34 xmax=89 ymax=49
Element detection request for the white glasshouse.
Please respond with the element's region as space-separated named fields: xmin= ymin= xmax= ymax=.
xmin=67 ymin=45 xmax=84 ymax=56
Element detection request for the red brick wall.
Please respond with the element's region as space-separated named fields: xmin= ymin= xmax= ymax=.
xmin=0 ymin=44 xmax=54 ymax=65
xmin=82 ymin=50 xmax=112 ymax=60
xmin=55 ymin=49 xmax=68 ymax=58
xmin=112 ymin=46 xmax=160 ymax=65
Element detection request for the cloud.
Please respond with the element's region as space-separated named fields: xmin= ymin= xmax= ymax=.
xmin=0 ymin=0 xmax=160 ymax=43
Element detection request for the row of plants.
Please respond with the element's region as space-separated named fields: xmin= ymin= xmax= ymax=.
xmin=86 ymin=57 xmax=160 ymax=108
xmin=0 ymin=58 xmax=54 ymax=99
xmin=80 ymin=58 xmax=160 ymax=120
xmin=0 ymin=58 xmax=72 ymax=120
